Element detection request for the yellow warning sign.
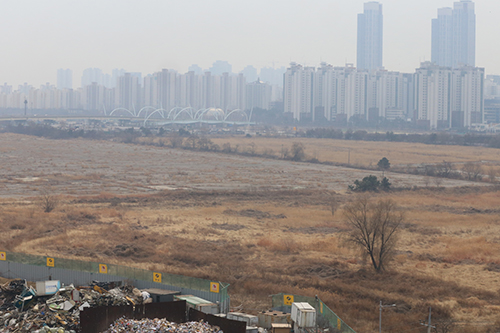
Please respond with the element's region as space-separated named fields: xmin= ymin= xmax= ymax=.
xmin=46 ymin=257 xmax=55 ymax=267
xmin=0 ymin=252 xmax=5 ymax=261
xmin=284 ymin=294 xmax=294 ymax=306
xmin=210 ymin=282 xmax=220 ymax=293
xmin=99 ymin=264 xmax=108 ymax=274
xmin=337 ymin=318 xmax=342 ymax=330
xmin=153 ymin=272 xmax=162 ymax=283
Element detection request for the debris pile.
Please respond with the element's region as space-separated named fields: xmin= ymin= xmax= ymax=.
xmin=103 ymin=318 xmax=223 ymax=333
xmin=0 ymin=279 xmax=152 ymax=333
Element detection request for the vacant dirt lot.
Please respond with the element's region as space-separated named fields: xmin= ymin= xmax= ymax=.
xmin=0 ymin=134 xmax=483 ymax=197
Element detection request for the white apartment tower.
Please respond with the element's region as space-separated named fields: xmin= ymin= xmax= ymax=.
xmin=357 ymin=2 xmax=383 ymax=71
xmin=415 ymin=62 xmax=483 ymax=129
xmin=431 ymin=8 xmax=454 ymax=68
xmin=284 ymin=63 xmax=314 ymax=121
xmin=432 ymin=0 xmax=475 ymax=68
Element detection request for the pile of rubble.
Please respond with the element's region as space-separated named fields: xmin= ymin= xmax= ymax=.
xmin=103 ymin=318 xmax=223 ymax=333
xmin=0 ymin=279 xmax=152 ymax=333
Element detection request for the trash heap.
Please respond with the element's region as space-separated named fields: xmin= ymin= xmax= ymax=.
xmin=103 ymin=318 xmax=223 ymax=333
xmin=0 ymin=279 xmax=153 ymax=333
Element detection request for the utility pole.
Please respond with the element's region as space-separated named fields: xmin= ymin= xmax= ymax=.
xmin=420 ymin=307 xmax=435 ymax=333
xmin=379 ymin=300 xmax=396 ymax=333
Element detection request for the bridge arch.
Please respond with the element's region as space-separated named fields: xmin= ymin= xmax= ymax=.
xmin=109 ymin=108 xmax=136 ymax=117
xmin=137 ymin=106 xmax=158 ymax=118
xmin=224 ymin=109 xmax=248 ymax=122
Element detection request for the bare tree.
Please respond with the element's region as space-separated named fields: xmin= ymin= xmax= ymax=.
xmin=434 ymin=177 xmax=443 ymax=188
xmin=487 ymin=168 xmax=497 ymax=183
xmin=184 ymin=135 xmax=198 ymax=149
xmin=330 ymin=197 xmax=338 ymax=216
xmin=423 ymin=176 xmax=431 ymax=188
xmin=169 ymin=133 xmax=184 ymax=148
xmin=343 ymin=196 xmax=404 ymax=272
xmin=436 ymin=161 xmax=455 ymax=178
xmin=290 ymin=142 xmax=306 ymax=161
xmin=39 ymin=189 xmax=58 ymax=213
xmin=462 ymin=162 xmax=483 ymax=181
xmin=432 ymin=318 xmax=456 ymax=333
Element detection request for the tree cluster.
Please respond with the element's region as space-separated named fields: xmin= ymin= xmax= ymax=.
xmin=349 ymin=175 xmax=391 ymax=192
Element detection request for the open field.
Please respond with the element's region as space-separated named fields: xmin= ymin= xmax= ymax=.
xmin=1 ymin=188 xmax=500 ymax=332
xmin=1 ymin=133 xmax=500 ymax=332
xmin=0 ymin=134 xmax=483 ymax=197
xmin=210 ymin=136 xmax=500 ymax=168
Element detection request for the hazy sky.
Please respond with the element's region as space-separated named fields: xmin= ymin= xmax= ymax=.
xmin=1 ymin=0 xmax=499 ymax=87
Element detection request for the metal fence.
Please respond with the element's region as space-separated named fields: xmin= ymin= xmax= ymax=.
xmin=0 ymin=251 xmax=230 ymax=313
xmin=272 ymin=293 xmax=356 ymax=333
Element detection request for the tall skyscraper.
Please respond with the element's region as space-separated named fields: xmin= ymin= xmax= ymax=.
xmin=431 ymin=8 xmax=453 ymax=68
xmin=431 ymin=0 xmax=475 ymax=68
xmin=357 ymin=2 xmax=383 ymax=71
xmin=453 ymin=0 xmax=475 ymax=67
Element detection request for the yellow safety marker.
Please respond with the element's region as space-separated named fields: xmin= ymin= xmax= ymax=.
xmin=284 ymin=294 xmax=294 ymax=306
xmin=153 ymin=272 xmax=162 ymax=283
xmin=210 ymin=282 xmax=220 ymax=293
xmin=47 ymin=257 xmax=55 ymax=267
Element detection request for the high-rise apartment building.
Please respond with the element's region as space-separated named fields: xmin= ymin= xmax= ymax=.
xmin=357 ymin=2 xmax=383 ymax=71
xmin=57 ymin=69 xmax=73 ymax=90
xmin=432 ymin=8 xmax=454 ymax=68
xmin=432 ymin=0 xmax=475 ymax=68
xmin=246 ymin=80 xmax=272 ymax=110
xmin=414 ymin=62 xmax=483 ymax=129
xmin=284 ymin=63 xmax=314 ymax=121
xmin=116 ymin=73 xmax=141 ymax=111
xmin=209 ymin=61 xmax=232 ymax=76
xmin=453 ymin=0 xmax=475 ymax=67
xmin=241 ymin=66 xmax=258 ymax=83
xmin=81 ymin=68 xmax=103 ymax=87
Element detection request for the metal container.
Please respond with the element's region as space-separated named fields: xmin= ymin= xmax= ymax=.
xmin=291 ymin=302 xmax=316 ymax=328
xmin=35 ymin=280 xmax=61 ymax=296
xmin=142 ymin=288 xmax=181 ymax=303
xmin=227 ymin=312 xmax=259 ymax=327
xmin=174 ymin=295 xmax=219 ymax=314
xmin=258 ymin=310 xmax=291 ymax=328
xmin=271 ymin=323 xmax=292 ymax=333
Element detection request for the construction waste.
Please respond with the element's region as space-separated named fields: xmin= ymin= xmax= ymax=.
xmin=0 ymin=279 xmax=152 ymax=333
xmin=103 ymin=318 xmax=223 ymax=333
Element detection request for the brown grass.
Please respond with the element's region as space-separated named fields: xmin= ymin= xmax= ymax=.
xmin=1 ymin=188 xmax=500 ymax=331
xmin=211 ymin=136 xmax=500 ymax=167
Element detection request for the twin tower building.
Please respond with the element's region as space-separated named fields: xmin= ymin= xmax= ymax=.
xmin=284 ymin=0 xmax=483 ymax=130
xmin=358 ymin=0 xmax=475 ymax=70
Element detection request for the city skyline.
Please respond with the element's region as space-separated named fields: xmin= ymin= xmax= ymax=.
xmin=1 ymin=0 xmax=500 ymax=87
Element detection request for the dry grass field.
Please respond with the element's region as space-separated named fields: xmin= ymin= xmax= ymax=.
xmin=1 ymin=133 xmax=500 ymax=332
xmin=210 ymin=136 xmax=500 ymax=168
xmin=0 ymin=134 xmax=483 ymax=197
